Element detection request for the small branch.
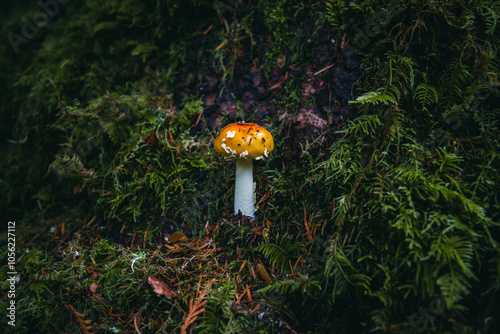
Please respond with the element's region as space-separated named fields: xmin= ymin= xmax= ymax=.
xmin=313 ymin=64 xmax=334 ymax=76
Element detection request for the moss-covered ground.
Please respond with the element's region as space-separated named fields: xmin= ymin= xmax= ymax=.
xmin=1 ymin=0 xmax=499 ymax=333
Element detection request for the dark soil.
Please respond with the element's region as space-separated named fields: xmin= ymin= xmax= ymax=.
xmin=174 ymin=13 xmax=360 ymax=159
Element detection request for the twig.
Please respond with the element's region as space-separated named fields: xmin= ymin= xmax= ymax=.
xmin=313 ymin=64 xmax=334 ymax=76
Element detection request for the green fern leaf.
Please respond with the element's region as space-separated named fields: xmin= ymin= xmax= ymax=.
xmin=413 ymin=83 xmax=439 ymax=112
xmin=255 ymin=235 xmax=302 ymax=273
xmin=349 ymin=91 xmax=397 ymax=105
xmin=325 ymin=0 xmax=346 ymax=31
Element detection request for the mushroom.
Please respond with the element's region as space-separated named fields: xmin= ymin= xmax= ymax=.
xmin=214 ymin=123 xmax=274 ymax=219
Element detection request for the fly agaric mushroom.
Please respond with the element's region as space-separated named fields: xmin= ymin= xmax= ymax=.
xmin=214 ymin=123 xmax=274 ymax=219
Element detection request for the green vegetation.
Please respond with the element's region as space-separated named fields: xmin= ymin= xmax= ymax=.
xmin=1 ymin=0 xmax=499 ymax=333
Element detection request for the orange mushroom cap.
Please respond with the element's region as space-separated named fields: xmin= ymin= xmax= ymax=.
xmin=214 ymin=123 xmax=274 ymax=160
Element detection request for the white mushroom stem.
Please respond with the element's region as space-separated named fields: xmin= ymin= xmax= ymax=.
xmin=234 ymin=158 xmax=255 ymax=219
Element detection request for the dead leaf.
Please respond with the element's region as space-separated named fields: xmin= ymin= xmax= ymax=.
xmin=90 ymin=271 xmax=99 ymax=280
xmin=147 ymin=276 xmax=180 ymax=299
xmin=256 ymin=262 xmax=272 ymax=284
xmin=89 ymin=283 xmax=98 ymax=293
xmin=143 ymin=131 xmax=159 ymax=151
xmin=168 ymin=231 xmax=188 ymax=243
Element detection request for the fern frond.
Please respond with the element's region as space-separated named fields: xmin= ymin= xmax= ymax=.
xmin=259 ymin=278 xmax=303 ymax=295
xmin=181 ymin=280 xmax=215 ymax=334
xmin=349 ymin=91 xmax=397 ymax=105
xmin=325 ymin=0 xmax=346 ymax=31
xmin=482 ymin=6 xmax=499 ymax=35
xmin=197 ymin=280 xmax=235 ymax=334
xmin=429 ymin=235 xmax=475 ymax=278
xmin=387 ymin=54 xmax=415 ymax=87
xmin=435 ymin=148 xmax=462 ymax=175
xmin=255 ymin=235 xmax=303 ymax=273
xmin=439 ymin=61 xmax=470 ymax=110
xmin=341 ymin=114 xmax=382 ymax=136
xmin=437 ymin=272 xmax=471 ymax=310
xmin=413 ymin=83 xmax=439 ymax=112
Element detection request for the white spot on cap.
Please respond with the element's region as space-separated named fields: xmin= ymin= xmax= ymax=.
xmin=264 ymin=148 xmax=269 ymax=157
xmin=221 ymin=143 xmax=236 ymax=156
xmin=240 ymin=151 xmax=248 ymax=158
xmin=226 ymin=131 xmax=235 ymax=138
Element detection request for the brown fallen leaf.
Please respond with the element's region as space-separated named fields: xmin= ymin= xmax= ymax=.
xmin=89 ymin=283 xmax=98 ymax=294
xmin=143 ymin=131 xmax=159 ymax=151
xmin=147 ymin=276 xmax=180 ymax=299
xmin=168 ymin=231 xmax=188 ymax=243
xmin=256 ymin=262 xmax=272 ymax=284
